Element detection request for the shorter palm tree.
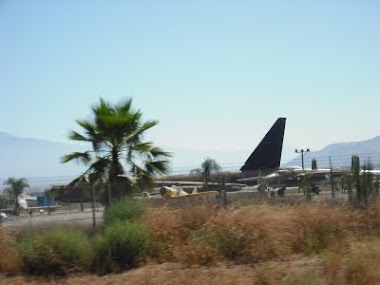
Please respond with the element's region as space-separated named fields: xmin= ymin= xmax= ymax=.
xmin=4 ymin=177 xmax=29 ymax=215
xmin=191 ymin=158 xmax=221 ymax=190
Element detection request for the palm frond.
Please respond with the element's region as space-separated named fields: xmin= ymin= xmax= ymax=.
xmin=68 ymin=130 xmax=89 ymax=142
xmin=87 ymin=157 xmax=110 ymax=175
xmin=138 ymin=120 xmax=158 ymax=134
xmin=61 ymin=152 xmax=91 ymax=165
xmin=131 ymin=142 xmax=154 ymax=154
xmin=145 ymin=160 xmax=170 ymax=175
xmin=115 ymin=98 xmax=133 ymax=114
xmin=67 ymin=175 xmax=88 ymax=188
xmin=149 ymin=146 xmax=172 ymax=158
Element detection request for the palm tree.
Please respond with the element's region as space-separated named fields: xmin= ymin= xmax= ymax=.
xmin=191 ymin=158 xmax=221 ymax=190
xmin=4 ymin=177 xmax=29 ymax=215
xmin=61 ymin=98 xmax=171 ymax=204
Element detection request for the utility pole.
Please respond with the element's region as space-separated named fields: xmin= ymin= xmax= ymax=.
xmin=295 ymin=148 xmax=310 ymax=170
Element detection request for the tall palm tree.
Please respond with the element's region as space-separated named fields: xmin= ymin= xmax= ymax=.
xmin=4 ymin=177 xmax=29 ymax=215
xmin=61 ymin=98 xmax=171 ymax=204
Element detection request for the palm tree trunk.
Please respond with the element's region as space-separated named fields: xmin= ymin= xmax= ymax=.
xmin=91 ymin=185 xmax=96 ymax=228
xmin=107 ymin=183 xmax=112 ymax=205
xmin=15 ymin=195 xmax=20 ymax=216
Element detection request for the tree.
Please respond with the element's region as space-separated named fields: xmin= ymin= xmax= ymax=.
xmin=311 ymin=158 xmax=318 ymax=170
xmin=61 ymin=98 xmax=171 ymax=204
xmin=4 ymin=177 xmax=29 ymax=215
xmin=191 ymin=158 xmax=221 ymax=190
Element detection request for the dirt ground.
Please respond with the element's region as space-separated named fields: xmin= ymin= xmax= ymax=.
xmin=0 ymin=256 xmax=320 ymax=285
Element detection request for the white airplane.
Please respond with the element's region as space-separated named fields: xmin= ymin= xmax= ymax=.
xmin=159 ymin=185 xmax=218 ymax=199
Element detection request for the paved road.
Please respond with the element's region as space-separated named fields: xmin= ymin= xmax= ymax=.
xmin=1 ymin=209 xmax=103 ymax=230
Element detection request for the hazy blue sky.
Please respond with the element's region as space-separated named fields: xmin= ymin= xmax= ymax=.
xmin=1 ymin=1 xmax=379 ymax=162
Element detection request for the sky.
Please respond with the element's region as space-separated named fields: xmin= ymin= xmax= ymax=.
xmin=1 ymin=0 xmax=380 ymax=169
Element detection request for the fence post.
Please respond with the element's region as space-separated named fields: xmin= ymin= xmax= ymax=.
xmin=221 ymin=190 xmax=227 ymax=208
xmin=329 ymin=156 xmax=335 ymax=199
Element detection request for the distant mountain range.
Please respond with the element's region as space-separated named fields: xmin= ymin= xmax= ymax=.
xmin=0 ymin=132 xmax=86 ymax=191
xmin=284 ymin=136 xmax=380 ymax=169
xmin=1 ymin=131 xmax=380 ymax=191
xmin=0 ymin=131 xmax=296 ymax=178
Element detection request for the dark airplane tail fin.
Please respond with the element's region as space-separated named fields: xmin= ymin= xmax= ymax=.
xmin=240 ymin=118 xmax=286 ymax=172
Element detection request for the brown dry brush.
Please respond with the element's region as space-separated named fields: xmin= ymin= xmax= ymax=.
xmin=289 ymin=204 xmax=356 ymax=254
xmin=0 ymin=229 xmax=21 ymax=275
xmin=142 ymin=204 xmax=221 ymax=264
xmin=1 ymin=201 xmax=380 ymax=280
xmin=191 ymin=205 xmax=295 ymax=263
xmin=143 ymin=202 xmax=380 ymax=265
xmin=321 ymin=238 xmax=380 ymax=284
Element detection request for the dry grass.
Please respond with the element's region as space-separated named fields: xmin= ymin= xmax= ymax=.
xmin=2 ymin=201 xmax=380 ymax=283
xmin=0 ymin=229 xmax=21 ymax=275
xmin=143 ymin=205 xmax=220 ymax=263
xmin=0 ymin=259 xmax=323 ymax=285
xmin=0 ymin=263 xmax=257 ymax=285
xmin=321 ymin=238 xmax=380 ymax=284
xmin=143 ymin=203 xmax=378 ymax=264
xmin=191 ymin=205 xmax=295 ymax=262
xmin=289 ymin=204 xmax=355 ymax=254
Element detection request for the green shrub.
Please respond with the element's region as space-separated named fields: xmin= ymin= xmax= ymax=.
xmin=104 ymin=197 xmax=146 ymax=226
xmin=304 ymin=222 xmax=342 ymax=254
xmin=193 ymin=229 xmax=246 ymax=260
xmin=92 ymin=221 xmax=149 ymax=273
xmin=18 ymin=227 xmax=92 ymax=276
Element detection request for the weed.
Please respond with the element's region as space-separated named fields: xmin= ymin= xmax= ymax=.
xmin=0 ymin=229 xmax=21 ymax=275
xmin=291 ymin=205 xmax=350 ymax=254
xmin=92 ymin=221 xmax=149 ymax=273
xmin=18 ymin=227 xmax=92 ymax=276
xmin=103 ymin=197 xmax=146 ymax=226
xmin=193 ymin=228 xmax=246 ymax=260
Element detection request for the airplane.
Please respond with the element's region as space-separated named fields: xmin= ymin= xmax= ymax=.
xmin=155 ymin=117 xmax=288 ymax=189
xmin=159 ymin=185 xmax=218 ymax=199
xmin=154 ymin=180 xmax=245 ymax=190
xmin=237 ymin=167 xmax=345 ymax=186
xmin=135 ymin=185 xmax=218 ymax=199
xmin=155 ymin=117 xmax=380 ymax=197
xmin=237 ymin=167 xmax=349 ymax=195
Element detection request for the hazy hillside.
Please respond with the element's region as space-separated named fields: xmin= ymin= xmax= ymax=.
xmin=284 ymin=136 xmax=380 ymax=169
xmin=8 ymin=132 xmax=380 ymax=190
xmin=0 ymin=131 xmax=297 ymax=190
xmin=0 ymin=132 xmax=85 ymax=186
xmin=6 ymin=131 xmax=380 ymax=190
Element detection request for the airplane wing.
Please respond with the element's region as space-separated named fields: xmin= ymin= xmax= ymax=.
xmin=159 ymin=186 xmax=218 ymax=199
xmin=360 ymin=170 xmax=380 ymax=176
xmin=174 ymin=191 xmax=218 ymax=199
xmin=298 ymin=170 xmax=346 ymax=179
xmin=237 ymin=176 xmax=262 ymax=183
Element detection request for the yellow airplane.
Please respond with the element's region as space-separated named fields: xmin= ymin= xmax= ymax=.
xmin=159 ymin=185 xmax=218 ymax=199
